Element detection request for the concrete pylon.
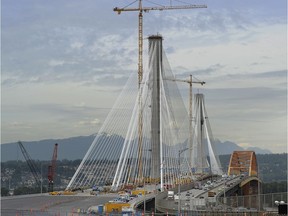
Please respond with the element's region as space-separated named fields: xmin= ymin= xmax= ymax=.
xmin=148 ymin=35 xmax=163 ymax=181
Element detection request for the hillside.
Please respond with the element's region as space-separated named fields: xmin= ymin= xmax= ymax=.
xmin=1 ymin=154 xmax=286 ymax=193
xmin=1 ymin=135 xmax=272 ymax=162
xmin=219 ymin=154 xmax=288 ymax=182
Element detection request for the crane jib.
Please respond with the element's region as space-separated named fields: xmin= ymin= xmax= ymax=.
xmin=114 ymin=5 xmax=207 ymax=13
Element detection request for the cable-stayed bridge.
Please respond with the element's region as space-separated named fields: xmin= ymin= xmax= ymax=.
xmin=3 ymin=150 xmax=284 ymax=215
xmin=2 ymin=35 xmax=282 ymax=216
xmin=66 ymin=35 xmax=222 ymax=191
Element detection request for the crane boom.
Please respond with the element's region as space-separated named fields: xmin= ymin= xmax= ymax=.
xmin=113 ymin=1 xmax=207 ymax=86
xmin=48 ymin=143 xmax=58 ymax=192
xmin=18 ymin=141 xmax=41 ymax=187
xmin=114 ymin=4 xmax=207 ymax=13
xmin=170 ymin=78 xmax=205 ymax=85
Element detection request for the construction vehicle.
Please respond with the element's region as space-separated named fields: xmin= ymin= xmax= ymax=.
xmin=208 ymin=191 xmax=216 ymax=197
xmin=18 ymin=141 xmax=41 ymax=187
xmin=48 ymin=143 xmax=58 ymax=192
xmin=168 ymin=190 xmax=174 ymax=200
xmin=104 ymin=203 xmax=131 ymax=213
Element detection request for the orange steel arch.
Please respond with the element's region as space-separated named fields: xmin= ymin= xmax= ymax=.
xmin=228 ymin=151 xmax=258 ymax=176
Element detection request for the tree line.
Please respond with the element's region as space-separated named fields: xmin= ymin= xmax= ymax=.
xmin=1 ymin=154 xmax=287 ymax=196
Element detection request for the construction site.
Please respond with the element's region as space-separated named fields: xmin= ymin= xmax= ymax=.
xmin=1 ymin=0 xmax=287 ymax=215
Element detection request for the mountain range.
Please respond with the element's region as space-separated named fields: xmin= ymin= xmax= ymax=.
xmin=0 ymin=134 xmax=272 ymax=162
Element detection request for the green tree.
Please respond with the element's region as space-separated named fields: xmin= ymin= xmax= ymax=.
xmin=262 ymin=181 xmax=287 ymax=193
xmin=1 ymin=187 xmax=9 ymax=196
xmin=13 ymin=186 xmax=43 ymax=195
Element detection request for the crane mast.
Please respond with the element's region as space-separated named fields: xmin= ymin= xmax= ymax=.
xmin=113 ymin=2 xmax=207 ymax=86
xmin=48 ymin=143 xmax=58 ymax=192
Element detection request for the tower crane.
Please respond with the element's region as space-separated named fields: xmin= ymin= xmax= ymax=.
xmin=114 ymin=1 xmax=207 ymax=87
xmin=18 ymin=141 xmax=41 ymax=187
xmin=167 ymin=75 xmax=205 ymax=167
xmin=48 ymin=143 xmax=58 ymax=192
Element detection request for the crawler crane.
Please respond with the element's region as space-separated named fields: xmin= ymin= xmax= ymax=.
xmin=48 ymin=143 xmax=58 ymax=192
xmin=18 ymin=141 xmax=41 ymax=187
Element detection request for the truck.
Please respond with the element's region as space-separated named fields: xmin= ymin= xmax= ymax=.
xmin=168 ymin=191 xmax=174 ymax=200
xmin=208 ymin=191 xmax=216 ymax=197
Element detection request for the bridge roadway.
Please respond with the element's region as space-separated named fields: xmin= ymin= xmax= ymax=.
xmin=1 ymin=175 xmax=247 ymax=215
xmin=155 ymin=175 xmax=244 ymax=213
xmin=1 ymin=193 xmax=118 ymax=216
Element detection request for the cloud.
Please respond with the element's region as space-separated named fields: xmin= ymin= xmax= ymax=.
xmin=49 ymin=60 xmax=66 ymax=67
xmin=1 ymin=0 xmax=286 ymax=153
xmin=175 ymin=64 xmax=225 ymax=77
xmin=6 ymin=121 xmax=32 ymax=130
xmin=74 ymin=102 xmax=86 ymax=108
xmin=74 ymin=118 xmax=102 ymax=128
xmin=2 ymin=0 xmax=286 ymax=89
xmin=250 ymin=70 xmax=287 ymax=79
xmin=70 ymin=41 xmax=84 ymax=49
xmin=238 ymin=143 xmax=252 ymax=148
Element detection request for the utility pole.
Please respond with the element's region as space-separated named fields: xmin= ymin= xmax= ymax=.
xmin=41 ymin=163 xmax=43 ymax=194
xmin=258 ymin=163 xmax=261 ymax=211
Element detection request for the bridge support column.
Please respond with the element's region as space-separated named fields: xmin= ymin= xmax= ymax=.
xmin=241 ymin=180 xmax=260 ymax=209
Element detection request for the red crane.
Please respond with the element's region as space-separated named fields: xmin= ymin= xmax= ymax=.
xmin=48 ymin=143 xmax=58 ymax=192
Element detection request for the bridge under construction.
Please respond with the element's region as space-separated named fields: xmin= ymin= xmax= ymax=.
xmin=2 ymin=0 xmax=287 ymax=215
xmin=2 ymin=152 xmax=285 ymax=215
xmin=66 ymin=35 xmax=222 ymax=192
xmin=2 ymin=31 xmax=284 ymax=216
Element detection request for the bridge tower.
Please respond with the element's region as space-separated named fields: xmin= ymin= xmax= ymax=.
xmin=66 ymin=35 xmax=223 ymax=191
xmin=149 ymin=35 xmax=162 ymax=181
xmin=190 ymin=94 xmax=222 ymax=175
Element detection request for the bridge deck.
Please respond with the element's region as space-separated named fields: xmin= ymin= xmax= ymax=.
xmin=1 ymin=193 xmax=117 ymax=216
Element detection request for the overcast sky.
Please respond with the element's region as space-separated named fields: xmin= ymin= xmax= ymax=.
xmin=1 ymin=0 xmax=287 ymax=153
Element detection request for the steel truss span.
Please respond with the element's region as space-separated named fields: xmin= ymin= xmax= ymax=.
xmin=228 ymin=151 xmax=258 ymax=176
